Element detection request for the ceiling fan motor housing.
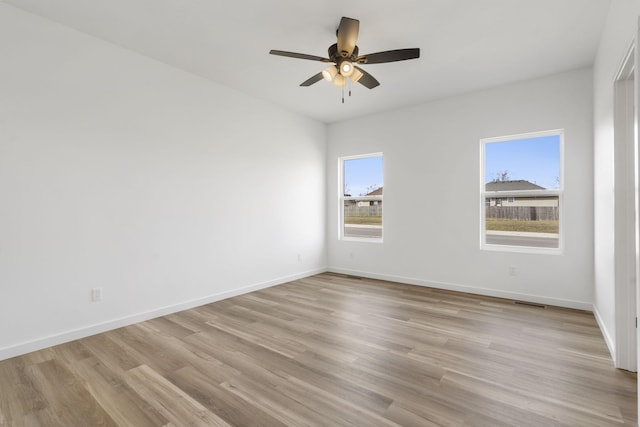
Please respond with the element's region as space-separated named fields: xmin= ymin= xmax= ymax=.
xmin=328 ymin=43 xmax=358 ymax=62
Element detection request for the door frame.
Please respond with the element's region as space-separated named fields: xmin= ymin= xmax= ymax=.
xmin=613 ymin=39 xmax=638 ymax=372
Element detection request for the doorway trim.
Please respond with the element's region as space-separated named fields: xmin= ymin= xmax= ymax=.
xmin=613 ymin=39 xmax=638 ymax=372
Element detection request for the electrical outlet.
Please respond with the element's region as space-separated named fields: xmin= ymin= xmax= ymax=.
xmin=297 ymin=253 xmax=302 ymax=262
xmin=91 ymin=288 xmax=103 ymax=302
xmin=508 ymin=266 xmax=517 ymax=277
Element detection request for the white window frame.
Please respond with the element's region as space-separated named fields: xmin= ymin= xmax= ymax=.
xmin=480 ymin=129 xmax=564 ymax=254
xmin=339 ymin=152 xmax=384 ymax=242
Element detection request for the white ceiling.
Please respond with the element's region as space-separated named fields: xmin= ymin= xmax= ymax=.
xmin=4 ymin=0 xmax=611 ymax=123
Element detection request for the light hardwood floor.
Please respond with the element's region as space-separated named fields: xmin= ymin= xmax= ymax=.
xmin=0 ymin=273 xmax=636 ymax=426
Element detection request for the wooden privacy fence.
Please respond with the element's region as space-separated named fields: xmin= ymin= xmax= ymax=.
xmin=344 ymin=205 xmax=382 ymax=217
xmin=486 ymin=206 xmax=558 ymax=221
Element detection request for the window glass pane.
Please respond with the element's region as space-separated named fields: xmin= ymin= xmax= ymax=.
xmin=485 ymin=195 xmax=559 ymax=248
xmin=485 ymin=135 xmax=560 ymax=189
xmin=344 ymin=156 xmax=383 ymax=197
xmin=343 ymin=200 xmax=382 ymax=238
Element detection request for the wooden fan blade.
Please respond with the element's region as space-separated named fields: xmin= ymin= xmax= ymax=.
xmin=336 ymin=17 xmax=359 ymax=58
xmin=354 ymin=66 xmax=380 ymax=89
xmin=300 ymin=72 xmax=324 ymax=87
xmin=269 ymin=50 xmax=331 ymax=62
xmin=356 ymin=48 xmax=420 ymax=64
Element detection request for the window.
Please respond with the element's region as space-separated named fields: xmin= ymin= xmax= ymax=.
xmin=481 ymin=130 xmax=562 ymax=252
xmin=340 ymin=153 xmax=383 ymax=240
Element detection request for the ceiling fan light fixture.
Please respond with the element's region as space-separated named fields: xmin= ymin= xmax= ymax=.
xmin=349 ymin=68 xmax=363 ymax=83
xmin=333 ymin=74 xmax=346 ymax=87
xmin=322 ymin=65 xmax=338 ymax=82
xmin=340 ymin=60 xmax=354 ymax=77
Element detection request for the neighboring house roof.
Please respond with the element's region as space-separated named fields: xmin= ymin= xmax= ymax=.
xmin=485 ymin=180 xmax=545 ymax=191
xmin=366 ymin=187 xmax=383 ymax=196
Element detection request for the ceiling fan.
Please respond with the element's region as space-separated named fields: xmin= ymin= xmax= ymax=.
xmin=269 ymin=17 xmax=420 ymax=96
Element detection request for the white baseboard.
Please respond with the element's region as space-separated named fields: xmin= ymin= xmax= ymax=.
xmin=2 ymin=266 xmax=599 ymax=362
xmin=328 ymin=267 xmax=593 ymax=311
xmin=592 ymin=304 xmax=616 ymax=362
xmin=0 ymin=268 xmax=326 ymax=362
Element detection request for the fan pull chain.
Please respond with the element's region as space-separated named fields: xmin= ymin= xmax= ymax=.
xmin=342 ymin=86 xmax=344 ymax=104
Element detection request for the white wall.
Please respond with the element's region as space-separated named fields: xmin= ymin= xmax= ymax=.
xmin=593 ymin=0 xmax=640 ymax=360
xmin=0 ymin=5 xmax=327 ymax=360
xmin=3 ymin=1 xmax=625 ymax=365
xmin=328 ymin=68 xmax=594 ymax=309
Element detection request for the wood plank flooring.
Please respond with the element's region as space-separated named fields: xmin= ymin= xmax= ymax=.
xmin=0 ymin=273 xmax=636 ymax=426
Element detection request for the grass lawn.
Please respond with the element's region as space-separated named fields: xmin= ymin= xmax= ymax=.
xmin=486 ymin=218 xmax=558 ymax=233
xmin=345 ymin=216 xmax=382 ymax=225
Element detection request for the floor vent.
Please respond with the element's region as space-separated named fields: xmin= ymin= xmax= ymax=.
xmin=514 ymin=300 xmax=546 ymax=308
xmin=326 ymin=272 xmax=363 ymax=280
